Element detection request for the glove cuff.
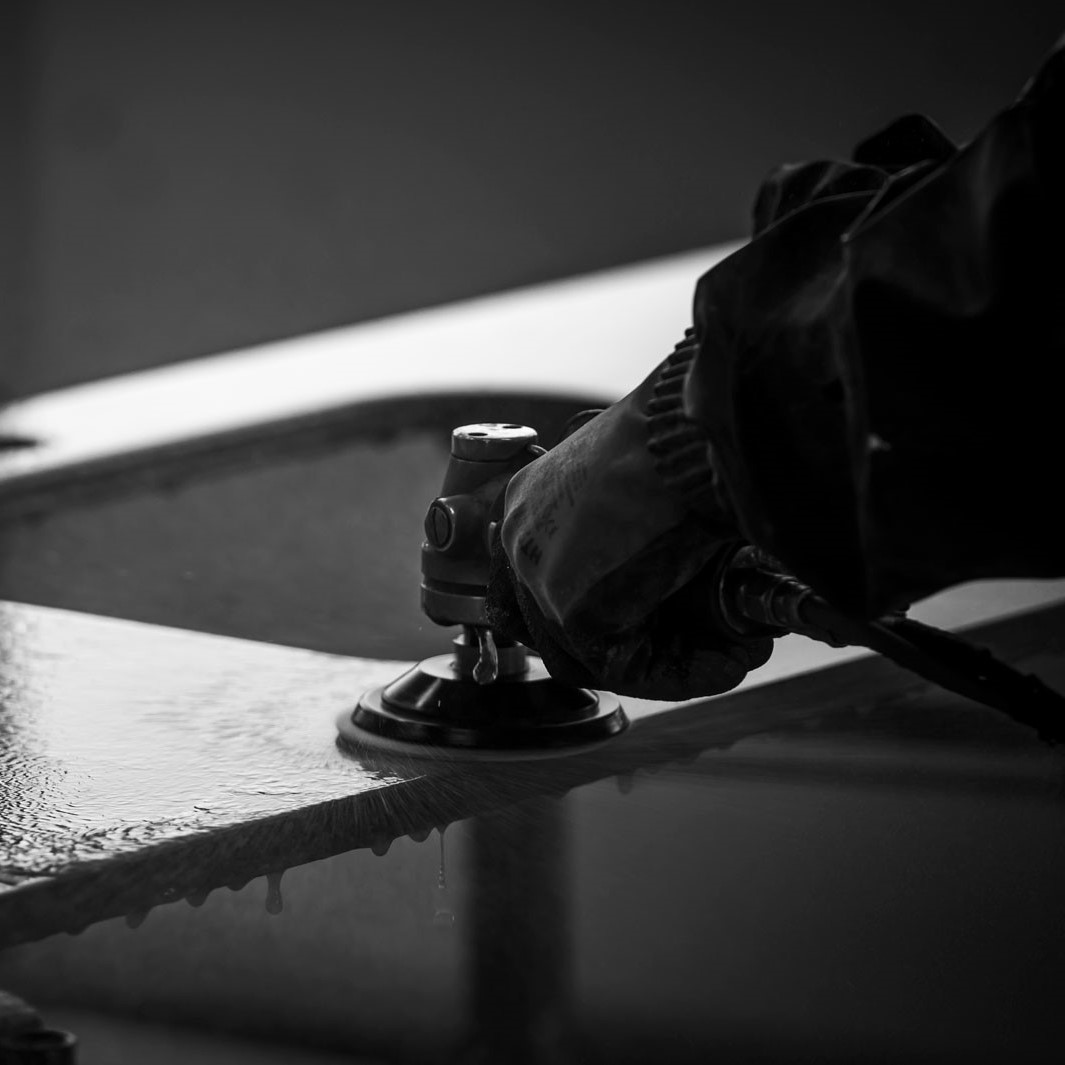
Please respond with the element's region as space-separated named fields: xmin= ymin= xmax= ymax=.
xmin=646 ymin=332 xmax=730 ymax=523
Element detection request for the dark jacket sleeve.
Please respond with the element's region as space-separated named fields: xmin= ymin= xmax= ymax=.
xmin=680 ymin=40 xmax=1065 ymax=618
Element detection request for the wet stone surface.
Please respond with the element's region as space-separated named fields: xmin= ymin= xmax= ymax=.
xmin=1 ymin=597 xmax=1063 ymax=1062
xmin=0 ymin=602 xmax=412 ymax=880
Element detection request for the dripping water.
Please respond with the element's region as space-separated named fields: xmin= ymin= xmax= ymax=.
xmin=265 ymin=871 xmax=284 ymax=915
xmin=433 ymin=826 xmax=455 ymax=927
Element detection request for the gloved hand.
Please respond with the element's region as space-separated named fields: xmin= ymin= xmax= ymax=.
xmin=485 ymin=339 xmax=775 ymax=701
xmin=482 ymin=116 xmax=957 ymax=694
xmin=489 ymin=38 xmax=1065 ymax=699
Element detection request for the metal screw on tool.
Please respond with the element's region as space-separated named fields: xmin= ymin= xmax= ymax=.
xmin=424 ymin=500 xmax=454 ymax=549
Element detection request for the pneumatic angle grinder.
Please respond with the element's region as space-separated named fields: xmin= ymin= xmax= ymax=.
xmin=337 ymin=423 xmax=627 ymax=757
xmin=337 ymin=422 xmax=1065 ymax=757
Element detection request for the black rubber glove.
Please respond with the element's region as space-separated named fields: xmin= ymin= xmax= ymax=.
xmin=485 ymin=342 xmax=774 ymax=701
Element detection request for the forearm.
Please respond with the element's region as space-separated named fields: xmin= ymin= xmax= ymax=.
xmin=677 ymin=41 xmax=1065 ymax=617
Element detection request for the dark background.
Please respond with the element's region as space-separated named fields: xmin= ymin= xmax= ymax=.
xmin=2 ymin=0 xmax=1063 ymax=399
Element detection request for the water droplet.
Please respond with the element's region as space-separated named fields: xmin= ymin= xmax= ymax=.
xmin=370 ymin=836 xmax=392 ymax=857
xmin=125 ymin=909 xmax=148 ymax=929
xmin=616 ymin=772 xmax=635 ymax=795
xmin=408 ymin=827 xmax=431 ymax=843
xmin=433 ymin=827 xmax=455 ymax=927
xmin=437 ymin=829 xmax=447 ymax=890
xmin=186 ymin=889 xmax=209 ymax=907
xmin=265 ymin=871 xmax=284 ymax=915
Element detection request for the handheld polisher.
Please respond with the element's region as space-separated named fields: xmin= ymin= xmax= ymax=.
xmin=338 ymin=420 xmax=1065 ymax=758
xmin=337 ymin=423 xmax=627 ymax=757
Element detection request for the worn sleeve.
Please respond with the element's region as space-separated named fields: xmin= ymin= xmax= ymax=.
xmin=682 ymin=42 xmax=1065 ymax=618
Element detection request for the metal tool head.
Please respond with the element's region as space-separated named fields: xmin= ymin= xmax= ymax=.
xmin=340 ymin=422 xmax=627 ymax=759
xmin=419 ymin=423 xmax=543 ymax=629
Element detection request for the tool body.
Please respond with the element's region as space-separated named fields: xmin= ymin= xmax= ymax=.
xmin=340 ymin=419 xmax=1065 ymax=756
xmin=339 ymin=424 xmax=627 ymax=757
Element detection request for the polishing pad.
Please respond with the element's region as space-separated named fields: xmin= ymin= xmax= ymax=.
xmin=337 ymin=651 xmax=627 ymax=761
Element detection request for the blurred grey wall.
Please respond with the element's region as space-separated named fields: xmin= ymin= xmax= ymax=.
xmin=3 ymin=0 xmax=1064 ymax=397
